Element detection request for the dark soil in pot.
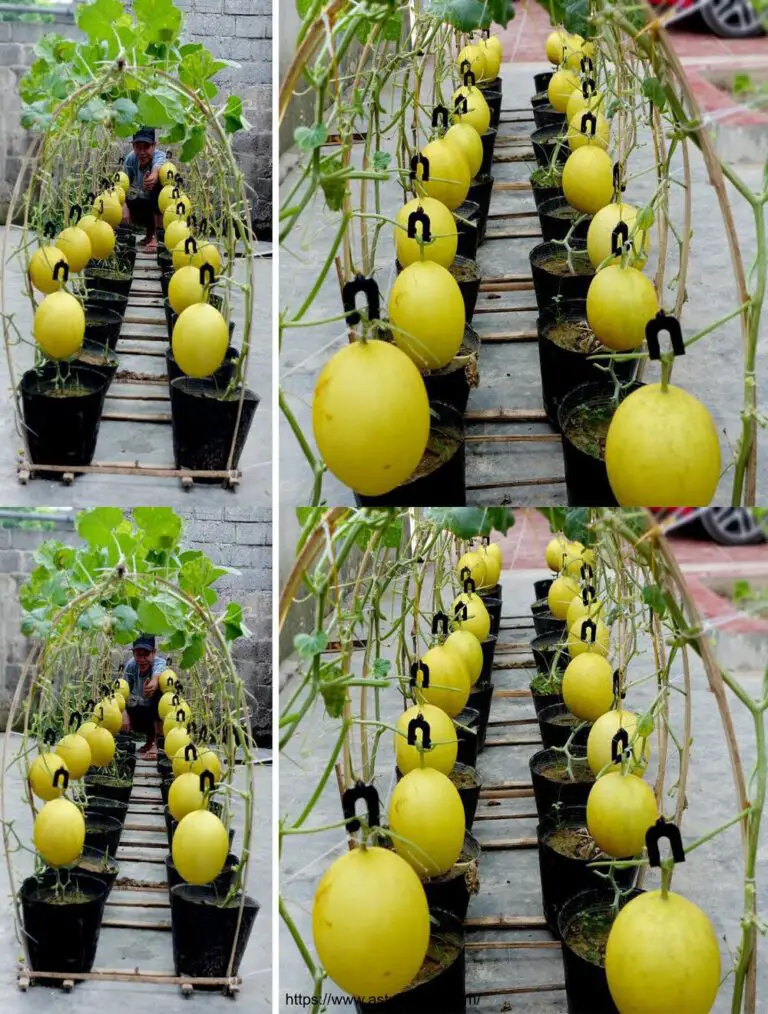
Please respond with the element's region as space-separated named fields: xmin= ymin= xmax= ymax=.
xmin=72 ymin=847 xmax=120 ymax=897
xmin=479 ymin=128 xmax=497 ymax=177
xmin=355 ymin=402 xmax=465 ymax=507
xmin=558 ymin=889 xmax=644 ymax=1014
xmin=537 ymin=197 xmax=592 ymax=243
xmin=166 ymin=852 xmax=238 ymax=896
xmin=83 ymin=813 xmax=123 ymax=859
xmin=170 ymin=884 xmax=259 ymax=984
xmin=84 ymin=796 xmax=129 ymax=826
xmin=449 ymin=256 xmax=481 ymax=323
xmin=84 ymin=305 xmax=122 ymax=350
xmin=531 ymin=124 xmax=570 ymax=167
xmin=537 ymin=703 xmax=591 ymax=750
xmin=454 ymin=707 xmax=480 ymax=769
xmin=355 ymin=908 xmax=465 ymax=1014
xmin=422 ymin=831 xmax=480 ymax=920
xmin=531 ymin=631 xmax=570 ymax=675
xmin=74 ymin=340 xmax=119 ymax=388
xmin=539 ymin=310 xmax=638 ymax=430
xmin=85 ymin=774 xmax=133 ymax=804
xmin=454 ymin=201 xmax=480 ymax=260
xmin=467 ymin=682 xmax=493 ymax=753
xmin=538 ymin=809 xmax=638 ymax=935
xmin=84 ymin=290 xmax=128 ymax=321
xmin=533 ymin=103 xmax=566 ymax=130
xmin=448 ymin=762 xmax=481 ymax=828
xmin=530 ymin=746 xmax=595 ymax=821
xmin=20 ymin=364 xmax=108 ymax=470
xmin=468 ymin=174 xmax=494 ymax=244
xmin=530 ymin=241 xmax=594 ymax=314
xmin=20 ymin=871 xmax=108 ymax=975
xmin=84 ymin=266 xmax=133 ymax=298
xmin=421 ymin=325 xmax=479 ymax=416
xmin=170 ymin=377 xmax=259 ymax=475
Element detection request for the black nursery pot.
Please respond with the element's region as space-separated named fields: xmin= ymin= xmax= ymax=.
xmin=559 ymin=890 xmax=644 ymax=1014
xmin=480 ymin=596 xmax=501 ymax=638
xmin=160 ymin=776 xmax=174 ymax=808
xmin=83 ymin=813 xmax=123 ymax=859
xmin=422 ymin=832 xmax=481 ymax=921
xmin=165 ymin=805 xmax=178 ymax=846
xmin=449 ymin=762 xmax=481 ymax=829
xmin=531 ymin=182 xmax=564 ymax=210
xmin=170 ymin=378 xmax=259 ymax=475
xmin=85 ymin=774 xmax=133 ymax=804
xmin=530 ymin=747 xmax=595 ymax=821
xmin=165 ymin=345 xmax=240 ymax=391
xmin=84 ymin=290 xmax=128 ymax=321
xmin=534 ymin=577 xmax=553 ymax=600
xmin=534 ymin=70 xmax=554 ymax=93
xmin=454 ymin=707 xmax=480 ymax=769
xmin=166 ymin=852 xmax=239 ymax=896
xmin=20 ymin=872 xmax=108 ymax=975
xmin=481 ymin=86 xmax=502 ymax=129
xmin=530 ymin=241 xmax=594 ymax=315
xmin=170 ymin=884 xmax=259 ymax=984
xmin=533 ymin=611 xmax=566 ymax=638
xmin=467 ymin=681 xmax=494 ymax=752
xmin=73 ymin=847 xmax=120 ymax=898
xmin=355 ymin=908 xmax=465 ymax=1014
xmin=468 ymin=174 xmax=494 ymax=244
xmin=160 ymin=269 xmax=174 ymax=300
xmin=421 ymin=326 xmax=480 ymax=417
xmin=538 ymin=308 xmax=639 ymax=430
xmin=454 ymin=201 xmax=480 ymax=260
xmin=537 ymin=703 xmax=591 ymax=751
xmin=532 ymin=103 xmax=566 ymax=131
xmin=531 ymin=690 xmax=564 ymax=716
xmin=479 ymin=128 xmax=497 ymax=177
xmin=479 ymin=633 xmax=497 ymax=683
xmin=354 ymin=402 xmax=465 ymax=508
xmin=558 ymin=381 xmax=644 ymax=507
xmin=531 ymin=124 xmax=570 ymax=169
xmin=84 ymin=305 xmax=122 ymax=351
xmin=450 ymin=256 xmax=481 ymax=323
xmin=75 ymin=340 xmax=119 ymax=388
xmin=537 ymin=197 xmax=592 ymax=244
xmin=20 ymin=364 xmax=108 ymax=469
xmin=85 ymin=795 xmax=129 ymax=826
xmin=538 ymin=808 xmax=638 ymax=936
xmin=530 ymin=89 xmax=549 ymax=109
xmin=531 ymin=631 xmax=570 ymax=675
xmin=84 ymin=266 xmax=133 ymax=298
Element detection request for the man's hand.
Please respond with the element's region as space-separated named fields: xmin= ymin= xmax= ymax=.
xmin=121 ymin=201 xmax=130 ymax=224
xmin=144 ymin=676 xmax=160 ymax=696
xmin=121 ymin=711 xmax=131 ymax=732
xmin=143 ymin=170 xmax=159 ymax=190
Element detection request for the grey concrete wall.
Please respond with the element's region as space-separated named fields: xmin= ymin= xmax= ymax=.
xmin=0 ymin=0 xmax=272 ymax=229
xmin=0 ymin=508 xmax=272 ymax=741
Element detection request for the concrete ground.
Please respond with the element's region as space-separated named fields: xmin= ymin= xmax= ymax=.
xmin=278 ymin=564 xmax=768 ymax=1012
xmin=1 ymin=231 xmax=272 ymax=508
xmin=0 ymin=734 xmax=272 ymax=1012
xmin=279 ymin=59 xmax=768 ymax=506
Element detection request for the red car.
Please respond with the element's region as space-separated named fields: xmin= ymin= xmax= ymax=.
xmin=651 ymin=508 xmax=766 ymax=545
xmin=649 ymin=0 xmax=765 ymax=37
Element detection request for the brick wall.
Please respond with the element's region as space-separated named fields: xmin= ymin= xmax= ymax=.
xmin=0 ymin=0 xmax=272 ymax=229
xmin=0 ymin=508 xmax=273 ymax=742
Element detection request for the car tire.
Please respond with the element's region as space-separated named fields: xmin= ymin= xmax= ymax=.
xmin=701 ymin=0 xmax=765 ymax=37
xmin=700 ymin=508 xmax=766 ymax=545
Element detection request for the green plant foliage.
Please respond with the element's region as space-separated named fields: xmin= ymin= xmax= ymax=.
xmin=427 ymin=0 xmax=515 ymax=30
xmin=425 ymin=508 xmax=515 ymax=538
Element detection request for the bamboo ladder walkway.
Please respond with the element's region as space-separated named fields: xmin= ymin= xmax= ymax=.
xmin=18 ymin=756 xmax=241 ymax=996
xmin=465 ymin=101 xmax=567 ymax=498
xmin=465 ymin=609 xmax=566 ymax=1007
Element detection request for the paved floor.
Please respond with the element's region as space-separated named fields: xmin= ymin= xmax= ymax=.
xmin=1 ymin=232 xmax=272 ymax=508
xmin=0 ymin=734 xmax=272 ymax=1013
xmin=279 ymin=565 xmax=768 ymax=1012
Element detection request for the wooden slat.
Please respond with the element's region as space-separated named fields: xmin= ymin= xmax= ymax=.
xmin=485 ymin=229 xmax=542 ymax=240
xmin=117 ymin=346 xmax=166 ymax=357
xmin=476 ymin=330 xmax=538 ymax=341
xmin=465 ymin=409 xmax=549 ymax=423
xmin=494 ymin=180 xmax=533 ymax=191
xmin=484 ymin=738 xmax=541 ymax=747
xmin=105 ymin=898 xmax=169 ymax=908
xmin=494 ymin=152 xmax=536 ymax=163
xmin=465 ymin=915 xmax=548 ymax=930
xmin=476 ymin=837 xmax=538 ymax=850
xmin=473 ymin=811 xmax=539 ymax=821
xmin=494 ymin=689 xmax=533 ymax=698
xmin=468 ymin=983 xmax=565 ymax=998
xmin=102 ymin=412 xmax=172 ymax=424
xmin=107 ymin=392 xmax=170 ymax=402
xmin=18 ymin=968 xmax=238 ymax=985
xmin=467 ymin=476 xmax=567 ymax=490
xmin=476 ymin=282 xmax=535 ymax=294
xmin=102 ymin=917 xmax=171 ymax=930
xmin=467 ymin=940 xmax=561 ymax=950
xmin=466 ymin=434 xmax=560 ymax=444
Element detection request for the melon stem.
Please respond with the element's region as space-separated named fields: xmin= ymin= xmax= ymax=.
xmin=660 ymin=355 xmax=673 ymax=393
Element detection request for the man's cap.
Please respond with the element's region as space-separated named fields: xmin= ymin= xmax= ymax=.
xmin=132 ymin=127 xmax=156 ymax=144
xmin=133 ymin=634 xmax=156 ymax=651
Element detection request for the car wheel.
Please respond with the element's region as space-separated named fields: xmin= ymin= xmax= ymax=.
xmin=700 ymin=508 xmax=766 ymax=545
xmin=701 ymin=0 xmax=765 ymax=37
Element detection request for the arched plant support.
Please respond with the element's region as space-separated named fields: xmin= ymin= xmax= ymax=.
xmin=279 ymin=506 xmax=765 ymax=1011
xmin=0 ymin=507 xmax=257 ymax=992
xmin=279 ymin=0 xmax=767 ymax=506
xmin=2 ymin=0 xmax=257 ymax=485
